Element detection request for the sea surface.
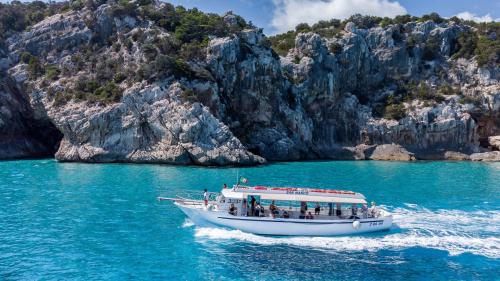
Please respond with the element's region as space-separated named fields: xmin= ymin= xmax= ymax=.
xmin=0 ymin=159 xmax=499 ymax=280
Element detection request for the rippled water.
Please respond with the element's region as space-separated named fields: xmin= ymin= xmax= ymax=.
xmin=0 ymin=160 xmax=498 ymax=280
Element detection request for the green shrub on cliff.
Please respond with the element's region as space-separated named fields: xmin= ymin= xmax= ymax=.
xmin=384 ymin=104 xmax=407 ymax=120
xmin=422 ymin=36 xmax=440 ymax=61
xmin=344 ymin=14 xmax=382 ymax=29
xmin=406 ymin=83 xmax=446 ymax=103
xmin=19 ymin=51 xmax=34 ymax=64
xmin=268 ymin=31 xmax=296 ymax=56
xmin=45 ymin=65 xmax=60 ymax=81
xmin=174 ymin=8 xmax=227 ymax=43
xmin=53 ymin=77 xmax=123 ymax=106
xmin=419 ymin=13 xmax=445 ymax=24
xmin=93 ymin=82 xmax=122 ymax=103
xmin=27 ymin=56 xmax=44 ymax=78
xmin=451 ymin=22 xmax=499 ymax=67
xmin=438 ymin=84 xmax=461 ymax=96
xmin=476 ymin=35 xmax=499 ymax=67
xmin=0 ymin=1 xmax=69 ymax=43
xmin=459 ymin=94 xmax=483 ymax=106
xmin=451 ymin=30 xmax=477 ymax=60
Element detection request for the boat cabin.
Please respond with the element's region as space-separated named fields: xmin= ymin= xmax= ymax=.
xmin=217 ymin=185 xmax=377 ymax=220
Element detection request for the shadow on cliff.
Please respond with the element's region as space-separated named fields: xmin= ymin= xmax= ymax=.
xmin=0 ymin=76 xmax=63 ymax=160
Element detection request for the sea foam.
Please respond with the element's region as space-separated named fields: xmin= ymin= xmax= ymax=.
xmin=192 ymin=205 xmax=500 ymax=259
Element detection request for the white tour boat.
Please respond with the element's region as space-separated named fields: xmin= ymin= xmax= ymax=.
xmin=159 ymin=185 xmax=392 ymax=236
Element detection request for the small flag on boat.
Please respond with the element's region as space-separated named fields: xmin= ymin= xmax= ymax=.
xmin=239 ymin=176 xmax=248 ymax=184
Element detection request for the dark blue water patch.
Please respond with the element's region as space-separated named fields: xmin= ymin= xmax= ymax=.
xmin=0 ymin=159 xmax=498 ymax=280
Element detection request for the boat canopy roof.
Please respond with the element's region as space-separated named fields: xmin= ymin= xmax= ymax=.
xmin=221 ymin=185 xmax=367 ymax=204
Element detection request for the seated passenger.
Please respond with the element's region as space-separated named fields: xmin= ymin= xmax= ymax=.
xmin=306 ymin=212 xmax=314 ymax=219
xmin=283 ymin=210 xmax=290 ymax=218
xmin=255 ymin=202 xmax=261 ymax=217
xmin=270 ymin=201 xmax=278 ymax=214
xmin=260 ymin=205 xmax=265 ymax=217
xmin=299 ymin=209 xmax=306 ymax=219
xmin=229 ymin=203 xmax=237 ymax=216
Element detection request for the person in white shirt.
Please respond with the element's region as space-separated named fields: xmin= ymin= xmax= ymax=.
xmin=370 ymin=201 xmax=377 ymax=217
xmin=362 ymin=203 xmax=368 ymax=218
xmin=203 ymin=189 xmax=209 ymax=206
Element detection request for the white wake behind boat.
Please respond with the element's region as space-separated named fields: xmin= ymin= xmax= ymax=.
xmin=159 ymin=185 xmax=392 ymax=236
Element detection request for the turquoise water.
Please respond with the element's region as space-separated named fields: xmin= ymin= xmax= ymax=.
xmin=0 ymin=160 xmax=499 ymax=280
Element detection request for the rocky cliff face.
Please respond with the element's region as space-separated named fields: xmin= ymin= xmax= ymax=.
xmin=1 ymin=1 xmax=499 ymax=164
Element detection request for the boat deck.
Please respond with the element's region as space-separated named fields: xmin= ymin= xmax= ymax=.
xmin=174 ymin=199 xmax=380 ymax=220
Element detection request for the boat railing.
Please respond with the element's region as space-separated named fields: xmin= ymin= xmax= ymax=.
xmin=157 ymin=190 xmax=219 ymax=202
xmin=238 ymin=206 xmax=382 ymax=220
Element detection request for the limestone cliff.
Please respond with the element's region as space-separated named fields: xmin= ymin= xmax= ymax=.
xmin=1 ymin=1 xmax=498 ymax=163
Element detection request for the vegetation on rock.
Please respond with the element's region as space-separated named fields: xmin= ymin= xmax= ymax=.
xmin=268 ymin=13 xmax=499 ymax=69
xmin=1 ymin=1 xmax=498 ymax=114
xmin=0 ymin=1 xmax=70 ymax=45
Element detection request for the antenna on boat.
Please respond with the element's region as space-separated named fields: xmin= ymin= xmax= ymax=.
xmin=236 ymin=169 xmax=239 ymax=187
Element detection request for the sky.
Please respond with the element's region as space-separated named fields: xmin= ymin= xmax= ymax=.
xmin=168 ymin=0 xmax=500 ymax=34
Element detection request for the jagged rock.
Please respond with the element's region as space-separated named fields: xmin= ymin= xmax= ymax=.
xmin=365 ymin=144 xmax=416 ymax=161
xmin=444 ymin=151 xmax=470 ymax=161
xmin=7 ymin=10 xmax=92 ymax=59
xmin=470 ymin=151 xmax=500 ymax=162
xmin=488 ymin=136 xmax=500 ymax=150
xmin=50 ymin=83 xmax=265 ymax=166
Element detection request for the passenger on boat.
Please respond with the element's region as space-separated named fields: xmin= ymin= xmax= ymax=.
xmin=314 ymin=203 xmax=321 ymax=215
xmin=336 ymin=203 xmax=342 ymax=217
xmin=351 ymin=204 xmax=358 ymax=216
xmin=270 ymin=201 xmax=278 ymax=215
xmin=255 ymin=202 xmax=262 ymax=217
xmin=370 ymin=201 xmax=378 ymax=217
xmin=300 ymin=202 xmax=307 ymax=218
xmin=259 ymin=204 xmax=265 ymax=217
xmin=361 ymin=203 xmax=368 ymax=218
xmin=250 ymin=196 xmax=256 ymax=216
xmin=299 ymin=209 xmax=306 ymax=219
xmin=229 ymin=203 xmax=237 ymax=216
xmin=203 ymin=189 xmax=209 ymax=206
xmin=223 ymin=183 xmax=227 ymax=189
xmin=328 ymin=203 xmax=333 ymax=216
xmin=306 ymin=212 xmax=314 ymax=219
xmin=300 ymin=202 xmax=308 ymax=212
xmin=242 ymin=199 xmax=248 ymax=216
xmin=282 ymin=210 xmax=290 ymax=218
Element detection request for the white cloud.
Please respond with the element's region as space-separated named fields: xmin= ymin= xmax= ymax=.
xmin=454 ymin=11 xmax=499 ymax=23
xmin=271 ymin=0 xmax=407 ymax=33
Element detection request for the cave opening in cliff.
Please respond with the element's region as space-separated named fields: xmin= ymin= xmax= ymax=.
xmin=472 ymin=111 xmax=500 ymax=151
xmin=28 ymin=119 xmax=64 ymax=158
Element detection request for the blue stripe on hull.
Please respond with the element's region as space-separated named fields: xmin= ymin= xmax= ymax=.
xmin=217 ymin=216 xmax=384 ymax=225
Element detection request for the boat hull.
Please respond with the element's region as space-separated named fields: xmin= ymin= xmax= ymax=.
xmin=176 ymin=202 xmax=392 ymax=236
